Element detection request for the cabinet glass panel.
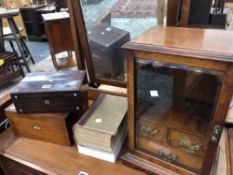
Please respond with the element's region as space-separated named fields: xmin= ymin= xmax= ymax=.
xmin=135 ymin=58 xmax=224 ymax=173
xmin=80 ymin=0 xmax=167 ymax=82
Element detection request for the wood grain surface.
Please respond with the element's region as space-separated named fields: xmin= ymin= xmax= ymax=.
xmin=123 ymin=27 xmax=233 ymax=63
xmin=0 ymin=129 xmax=146 ymax=175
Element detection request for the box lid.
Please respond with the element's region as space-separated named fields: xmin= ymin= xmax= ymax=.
xmin=11 ymin=70 xmax=85 ymax=94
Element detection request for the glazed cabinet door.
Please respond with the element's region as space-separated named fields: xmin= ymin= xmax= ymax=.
xmin=134 ymin=58 xmax=224 ymax=174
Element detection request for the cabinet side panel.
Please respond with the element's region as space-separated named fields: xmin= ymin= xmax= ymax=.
xmin=202 ymin=67 xmax=233 ymax=175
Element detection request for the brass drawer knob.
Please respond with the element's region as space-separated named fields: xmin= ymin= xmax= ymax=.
xmin=32 ymin=125 xmax=41 ymax=130
xmin=158 ymin=151 xmax=177 ymax=163
xmin=140 ymin=126 xmax=159 ymax=137
xmin=178 ymin=138 xmax=202 ymax=154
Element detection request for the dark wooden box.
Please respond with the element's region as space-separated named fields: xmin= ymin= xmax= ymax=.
xmin=10 ymin=70 xmax=88 ymax=114
xmin=5 ymin=104 xmax=79 ymax=146
xmin=87 ymin=23 xmax=130 ymax=80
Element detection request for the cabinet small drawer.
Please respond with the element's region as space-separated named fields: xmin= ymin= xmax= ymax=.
xmin=168 ymin=128 xmax=206 ymax=156
xmin=137 ymin=136 xmax=203 ymax=173
xmin=138 ymin=118 xmax=166 ymax=143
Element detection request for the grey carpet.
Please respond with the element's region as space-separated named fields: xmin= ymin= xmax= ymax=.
xmin=4 ymin=40 xmax=50 ymax=63
xmin=111 ymin=0 xmax=157 ymax=18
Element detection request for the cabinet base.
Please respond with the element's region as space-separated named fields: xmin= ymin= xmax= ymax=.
xmin=121 ymin=152 xmax=181 ymax=175
xmin=121 ymin=151 xmax=219 ymax=175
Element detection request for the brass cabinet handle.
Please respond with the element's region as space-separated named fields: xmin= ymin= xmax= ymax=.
xmin=140 ymin=126 xmax=159 ymax=137
xmin=211 ymin=125 xmax=222 ymax=144
xmin=178 ymin=138 xmax=202 ymax=154
xmin=158 ymin=151 xmax=177 ymax=163
xmin=32 ymin=125 xmax=42 ymax=130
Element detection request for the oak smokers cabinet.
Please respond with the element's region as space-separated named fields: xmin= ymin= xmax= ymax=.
xmin=122 ymin=27 xmax=233 ymax=175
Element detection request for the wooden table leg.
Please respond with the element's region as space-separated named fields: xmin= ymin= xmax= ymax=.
xmin=0 ymin=19 xmax=4 ymax=52
xmin=7 ymin=17 xmax=31 ymax=72
xmin=20 ymin=38 xmax=35 ymax=64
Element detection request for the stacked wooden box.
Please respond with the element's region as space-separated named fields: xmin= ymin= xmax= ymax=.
xmin=5 ymin=70 xmax=88 ymax=146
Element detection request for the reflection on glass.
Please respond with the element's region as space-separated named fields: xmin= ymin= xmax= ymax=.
xmin=80 ymin=0 xmax=167 ymax=81
xmin=135 ymin=58 xmax=224 ymax=173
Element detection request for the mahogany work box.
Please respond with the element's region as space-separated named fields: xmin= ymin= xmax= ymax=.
xmin=122 ymin=27 xmax=233 ymax=175
xmin=10 ymin=70 xmax=88 ymax=114
xmin=5 ymin=104 xmax=78 ymax=146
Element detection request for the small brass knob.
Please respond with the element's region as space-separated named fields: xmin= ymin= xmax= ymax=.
xmin=32 ymin=125 xmax=41 ymax=130
xmin=44 ymin=100 xmax=50 ymax=105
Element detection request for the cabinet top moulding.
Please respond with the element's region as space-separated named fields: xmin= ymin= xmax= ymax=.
xmin=123 ymin=27 xmax=233 ymax=64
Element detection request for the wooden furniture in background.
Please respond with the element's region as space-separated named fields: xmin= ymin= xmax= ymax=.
xmin=1 ymin=0 xmax=30 ymax=37
xmin=179 ymin=0 xmax=191 ymax=27
xmin=188 ymin=0 xmax=212 ymax=26
xmin=0 ymin=9 xmax=35 ymax=72
xmin=122 ymin=27 xmax=233 ymax=175
xmin=2 ymin=0 xmax=30 ymax=9
xmin=0 ymin=52 xmax=24 ymax=85
xmin=166 ymin=0 xmax=180 ymax=26
xmin=167 ymin=0 xmax=227 ymax=28
xmin=0 ymin=11 xmax=24 ymax=86
xmin=43 ymin=12 xmax=77 ymax=70
xmin=20 ymin=5 xmax=56 ymax=41
xmin=56 ymin=0 xmax=67 ymax=10
xmin=2 ymin=16 xmax=27 ymax=37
